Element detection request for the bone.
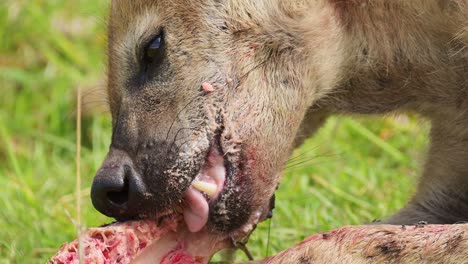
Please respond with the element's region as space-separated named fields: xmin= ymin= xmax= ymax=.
xmin=49 ymin=217 xmax=230 ymax=264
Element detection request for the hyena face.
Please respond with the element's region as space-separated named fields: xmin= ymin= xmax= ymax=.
xmin=91 ymin=0 xmax=341 ymax=236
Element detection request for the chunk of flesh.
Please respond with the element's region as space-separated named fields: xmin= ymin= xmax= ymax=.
xmin=49 ymin=217 xmax=229 ymax=264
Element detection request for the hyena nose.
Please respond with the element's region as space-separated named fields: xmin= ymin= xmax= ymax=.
xmin=91 ymin=149 xmax=146 ymax=220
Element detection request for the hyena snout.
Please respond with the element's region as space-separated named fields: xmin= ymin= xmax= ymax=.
xmin=91 ymin=149 xmax=146 ymax=220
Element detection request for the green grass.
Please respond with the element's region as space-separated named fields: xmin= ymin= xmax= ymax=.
xmin=0 ymin=1 xmax=429 ymax=263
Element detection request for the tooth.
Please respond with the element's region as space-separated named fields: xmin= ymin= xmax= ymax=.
xmin=192 ymin=180 xmax=217 ymax=196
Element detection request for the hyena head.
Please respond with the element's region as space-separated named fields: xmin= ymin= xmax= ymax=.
xmin=91 ymin=0 xmax=342 ymax=237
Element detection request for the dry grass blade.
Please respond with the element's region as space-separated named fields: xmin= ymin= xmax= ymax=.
xmin=76 ymin=86 xmax=84 ymax=263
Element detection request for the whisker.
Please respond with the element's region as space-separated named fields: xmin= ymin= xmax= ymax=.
xmin=171 ymin=138 xmax=205 ymax=156
xmin=165 ymin=93 xmax=203 ymax=146
xmin=168 ymin=126 xmax=204 ymax=153
xmin=284 ymin=153 xmax=341 ymax=171
xmin=287 ymin=144 xmax=324 ymax=163
xmin=287 ymin=151 xmax=340 ymax=166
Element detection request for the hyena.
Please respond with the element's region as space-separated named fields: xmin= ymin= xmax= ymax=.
xmin=90 ymin=0 xmax=468 ymax=246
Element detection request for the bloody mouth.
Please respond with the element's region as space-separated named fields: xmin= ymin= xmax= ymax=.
xmin=183 ymin=145 xmax=227 ymax=233
xmin=50 ymin=137 xmax=238 ymax=263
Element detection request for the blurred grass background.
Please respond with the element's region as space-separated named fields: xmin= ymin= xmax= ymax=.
xmin=0 ymin=1 xmax=429 ymax=263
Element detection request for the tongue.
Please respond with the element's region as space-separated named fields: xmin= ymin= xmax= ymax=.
xmin=183 ymin=187 xmax=209 ymax=233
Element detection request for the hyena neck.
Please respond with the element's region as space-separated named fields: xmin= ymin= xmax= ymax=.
xmin=313 ymin=0 xmax=468 ymax=116
xmin=228 ymin=0 xmax=466 ymax=115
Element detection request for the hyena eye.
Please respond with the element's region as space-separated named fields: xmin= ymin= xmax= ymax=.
xmin=143 ymin=33 xmax=165 ymax=66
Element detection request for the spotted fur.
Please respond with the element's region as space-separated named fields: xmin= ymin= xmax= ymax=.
xmin=102 ymin=0 xmax=468 ymax=243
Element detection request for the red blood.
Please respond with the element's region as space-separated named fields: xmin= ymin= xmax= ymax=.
xmin=49 ymin=219 xmax=177 ymax=264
